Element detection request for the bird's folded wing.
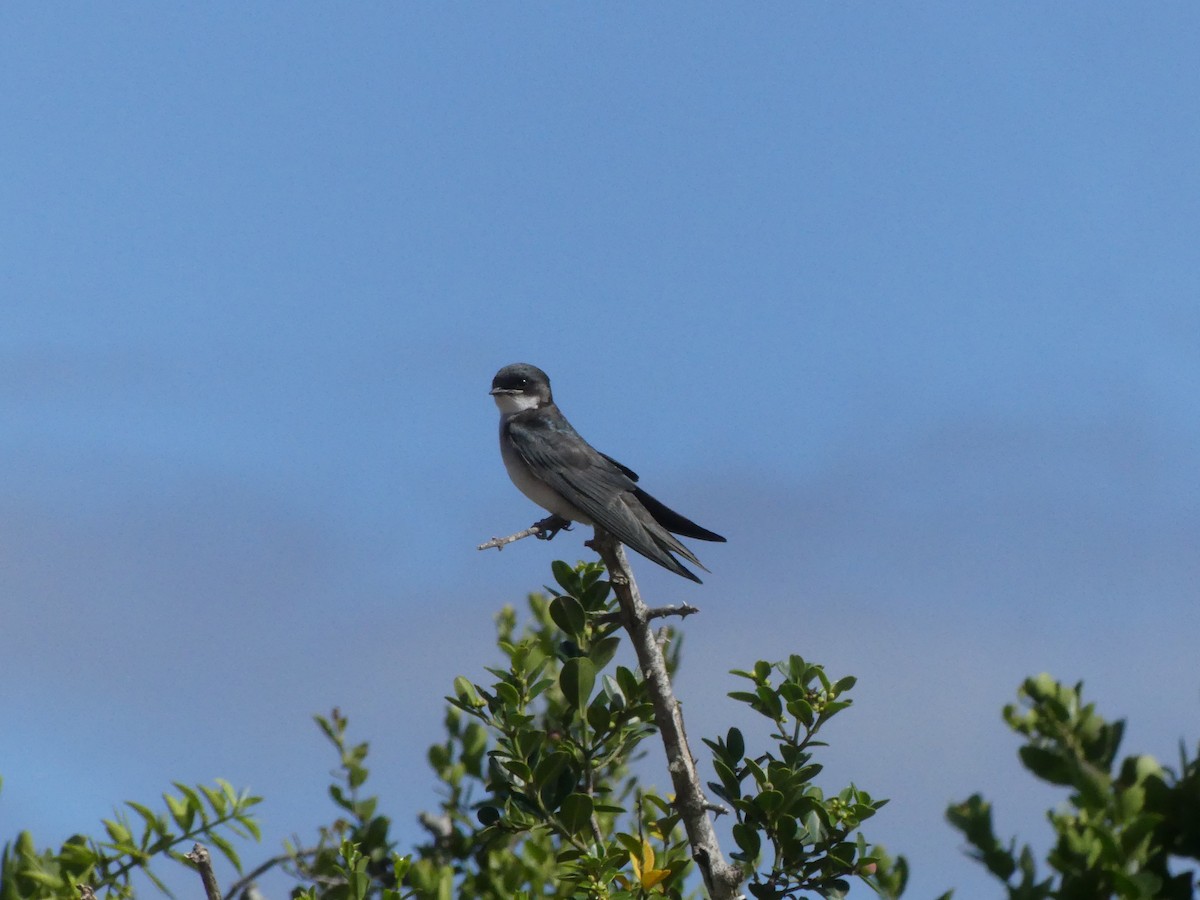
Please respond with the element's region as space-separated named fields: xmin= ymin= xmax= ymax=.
xmin=505 ymin=418 xmax=704 ymax=577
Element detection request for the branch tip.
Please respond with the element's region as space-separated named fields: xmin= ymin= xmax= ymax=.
xmin=186 ymin=844 xmax=223 ymax=900
xmin=477 ymin=515 xmax=568 ymax=551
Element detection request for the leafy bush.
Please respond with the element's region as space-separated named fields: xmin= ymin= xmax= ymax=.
xmin=948 ymin=673 xmax=1200 ymax=899
xmin=6 ymin=566 xmax=1196 ymax=900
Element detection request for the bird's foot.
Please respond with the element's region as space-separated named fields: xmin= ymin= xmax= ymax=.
xmin=534 ymin=515 xmax=572 ymax=541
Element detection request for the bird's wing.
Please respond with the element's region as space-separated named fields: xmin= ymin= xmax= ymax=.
xmin=601 ymin=453 xmax=725 ymax=542
xmin=506 ymin=415 xmax=705 ymax=581
xmin=599 ymin=451 xmax=640 ymax=482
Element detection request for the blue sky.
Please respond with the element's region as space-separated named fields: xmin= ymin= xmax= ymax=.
xmin=3 ymin=4 xmax=1199 ymax=898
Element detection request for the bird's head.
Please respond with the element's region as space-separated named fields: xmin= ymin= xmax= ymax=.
xmin=490 ymin=363 xmax=553 ymax=413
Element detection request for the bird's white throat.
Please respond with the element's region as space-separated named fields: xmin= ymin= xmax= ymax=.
xmin=492 ymin=392 xmax=541 ymax=414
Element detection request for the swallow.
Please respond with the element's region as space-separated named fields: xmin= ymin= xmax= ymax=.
xmin=490 ymin=363 xmax=725 ymax=582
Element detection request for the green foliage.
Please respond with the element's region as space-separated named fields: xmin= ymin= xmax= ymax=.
xmin=0 ymin=778 xmax=260 ymax=900
xmin=276 ymin=710 xmax=410 ymax=900
xmin=434 ymin=560 xmax=697 ymax=898
xmin=398 ymin=561 xmax=904 ymax=898
xmin=947 ymin=673 xmax=1200 ymax=899
xmin=0 ymin=561 xmax=909 ymax=900
xmin=290 ymin=842 xmax=410 ymax=900
xmin=29 ymin=565 xmax=1200 ymax=900
xmin=706 ymin=656 xmax=903 ymax=899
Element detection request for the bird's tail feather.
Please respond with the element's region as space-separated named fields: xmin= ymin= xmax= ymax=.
xmin=633 ymin=488 xmax=726 ymax=542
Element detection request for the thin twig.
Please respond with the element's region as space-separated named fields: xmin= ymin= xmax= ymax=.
xmin=586 ymin=529 xmax=744 ymax=900
xmin=476 ymin=515 xmax=567 ymax=551
xmin=225 ymin=847 xmax=320 ymax=900
xmin=702 ymin=800 xmax=731 ymax=817
xmin=186 ymin=844 xmax=223 ymax=900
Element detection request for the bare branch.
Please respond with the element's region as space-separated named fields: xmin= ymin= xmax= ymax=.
xmin=225 ymin=847 xmax=320 ymax=900
xmin=596 ymin=602 xmax=699 ymax=626
xmin=586 ymin=529 xmax=744 ymax=900
xmin=186 ymin=844 xmax=223 ymax=900
xmin=476 ymin=515 xmax=569 ymax=551
xmin=703 ymin=799 xmax=731 ymax=817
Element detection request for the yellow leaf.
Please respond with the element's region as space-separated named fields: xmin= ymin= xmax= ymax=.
xmin=629 ymin=839 xmax=648 ymax=881
xmin=629 ymin=839 xmax=671 ymax=891
xmin=642 ymin=867 xmax=672 ymax=889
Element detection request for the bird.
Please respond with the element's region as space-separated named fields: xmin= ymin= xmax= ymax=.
xmin=490 ymin=362 xmax=725 ymax=582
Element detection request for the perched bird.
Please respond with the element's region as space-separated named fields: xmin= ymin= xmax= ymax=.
xmin=490 ymin=363 xmax=725 ymax=582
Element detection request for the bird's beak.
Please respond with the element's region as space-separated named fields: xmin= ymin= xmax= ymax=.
xmin=490 ymin=387 xmax=515 ymax=396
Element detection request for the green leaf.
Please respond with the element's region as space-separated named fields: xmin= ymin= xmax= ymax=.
xmin=164 ymin=792 xmax=194 ymax=832
xmin=314 ymin=713 xmax=339 ymax=742
xmin=712 ymin=758 xmax=742 ymax=801
xmin=175 ymin=782 xmax=206 ymax=820
xmin=452 ymin=676 xmax=482 ymax=707
xmin=498 ymin=757 xmax=533 ymax=782
xmin=581 ymin=577 xmax=611 ymax=611
xmin=103 ymin=818 xmax=133 ymax=846
xmin=588 ymin=636 xmax=620 ymax=670
xmin=201 ymin=783 xmax=228 ymax=816
xmin=819 ymin=699 xmax=852 ymax=720
xmin=330 ymin=784 xmax=354 ymax=812
xmin=601 ymin=674 xmax=624 ymax=706
xmin=755 ymin=685 xmax=784 ymax=720
xmin=743 ymin=756 xmax=767 ymax=786
xmin=516 ymin=729 xmax=546 ymax=758
xmin=834 ymin=675 xmax=857 ymax=694
xmin=1117 ymin=783 xmax=1146 ymax=820
xmin=802 ymin=809 xmax=825 ymax=842
xmin=142 ymin=867 xmax=171 ymax=896
xmin=614 ymin=831 xmax=643 ymax=856
xmin=216 ymin=778 xmax=240 ymax=804
xmin=537 ymin=754 xmax=577 ymax=812
xmin=559 ymin=793 xmax=595 ymax=835
xmin=560 ymin=658 xmax=597 ymax=710
xmin=528 ymin=677 xmax=556 ymax=701
xmin=1018 ymin=746 xmax=1073 ymax=786
xmin=615 ymin=666 xmax=641 ymax=701
xmin=726 ymin=727 xmax=745 ymax=762
xmin=732 ymin=822 xmax=761 ymax=861
xmin=533 ymin=750 xmax=571 ymax=784
xmin=549 ymin=594 xmax=587 ymax=637
xmin=462 ymin=723 xmax=487 ymax=759
xmin=208 ymin=831 xmax=242 ymax=872
xmin=237 ymin=814 xmax=262 ymax=842
xmin=755 ymin=789 xmax=785 ymax=815
xmin=494 ymin=681 xmax=522 ymax=708
xmin=787 ymin=697 xmax=814 ymax=727
xmin=586 ymin=696 xmax=611 ymax=732
xmin=126 ymin=802 xmax=168 ymax=838
xmin=428 ymin=743 xmax=450 ymax=773
xmin=551 ymin=560 xmax=580 ymax=595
